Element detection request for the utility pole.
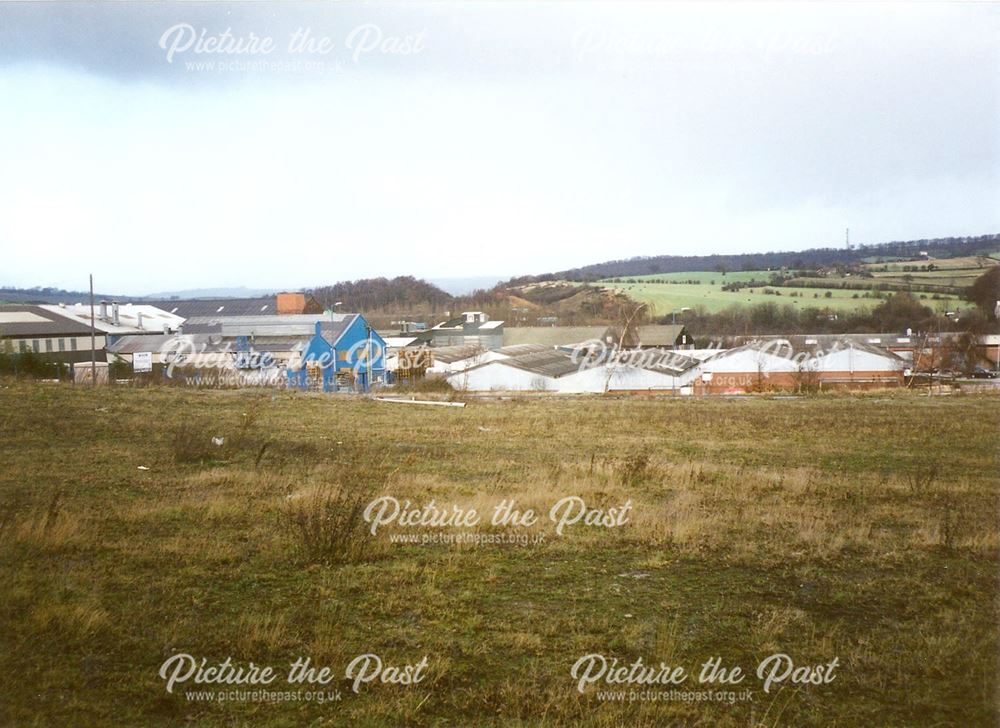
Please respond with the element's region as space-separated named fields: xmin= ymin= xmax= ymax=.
xmin=845 ymin=227 xmax=850 ymax=249
xmin=89 ymin=274 xmax=97 ymax=386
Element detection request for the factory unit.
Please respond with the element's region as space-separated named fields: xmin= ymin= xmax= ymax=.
xmin=446 ymin=338 xmax=906 ymax=394
xmin=425 ymin=343 xmax=550 ymax=375
xmin=414 ymin=312 xmax=504 ymax=349
xmin=0 ymin=304 xmax=103 ymax=364
xmin=140 ymin=292 xmax=323 ymax=318
xmin=446 ymin=348 xmax=701 ymax=393
xmin=693 ymin=340 xmax=906 ymax=393
xmin=108 ymin=311 xmax=387 ymax=391
xmin=286 ymin=317 xmax=387 ymax=392
xmin=41 ymin=302 xmax=184 ymax=344
xmin=1 ymin=302 xmax=183 ymax=364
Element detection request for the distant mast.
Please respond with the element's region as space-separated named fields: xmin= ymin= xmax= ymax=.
xmin=845 ymin=227 xmax=850 ymax=250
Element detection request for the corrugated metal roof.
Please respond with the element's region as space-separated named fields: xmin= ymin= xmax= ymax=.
xmin=494 ymin=349 xmax=581 ymax=377
xmin=182 ymin=314 xmax=356 ymax=344
xmin=108 ymin=334 xmax=230 ymax=354
xmin=109 ymin=334 xmax=310 ymax=356
xmin=40 ymin=303 xmax=184 ymax=335
xmin=495 ymin=343 xmax=550 ymax=357
xmin=731 ymin=333 xmax=934 ymax=350
xmin=740 ymin=336 xmax=906 ymax=361
xmin=637 ymin=349 xmax=701 ymax=374
xmin=428 ymin=344 xmax=485 ymax=363
xmin=0 ymin=305 xmax=94 ymax=336
xmin=140 ymin=297 xmax=277 ymax=317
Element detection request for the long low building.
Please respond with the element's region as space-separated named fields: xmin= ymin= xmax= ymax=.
xmin=0 ymin=305 xmax=103 ymax=363
xmin=694 ymin=340 xmax=906 ymax=393
xmin=447 ymin=348 xmax=702 ymax=393
xmin=447 ymin=339 xmax=907 ymax=394
xmin=424 ymin=343 xmax=551 ymax=375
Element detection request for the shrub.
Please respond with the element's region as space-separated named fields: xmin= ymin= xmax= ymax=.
xmin=284 ymin=481 xmax=377 ymax=564
xmin=617 ymin=450 xmax=651 ymax=487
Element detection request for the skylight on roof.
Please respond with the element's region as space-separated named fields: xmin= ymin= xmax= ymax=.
xmin=216 ymin=306 xmax=225 ymax=312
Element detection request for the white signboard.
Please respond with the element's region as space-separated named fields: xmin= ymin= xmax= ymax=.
xmin=133 ymin=352 xmax=153 ymax=373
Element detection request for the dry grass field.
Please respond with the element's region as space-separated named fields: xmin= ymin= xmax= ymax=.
xmin=0 ymin=382 xmax=997 ymax=726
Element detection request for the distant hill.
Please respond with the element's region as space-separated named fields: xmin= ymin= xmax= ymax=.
xmin=516 ymin=234 xmax=1000 ymax=283
xmin=0 ymin=285 xmax=283 ymax=304
xmin=310 ymin=276 xmax=454 ymax=313
xmin=142 ymin=286 xmax=278 ymax=299
xmin=0 ymin=286 xmax=127 ymax=304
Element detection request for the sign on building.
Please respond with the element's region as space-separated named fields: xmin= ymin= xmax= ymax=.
xmin=133 ymin=351 xmax=153 ymax=373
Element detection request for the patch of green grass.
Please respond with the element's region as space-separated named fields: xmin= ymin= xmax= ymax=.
xmin=0 ymin=382 xmax=997 ymax=726
xmin=594 ymin=270 xmax=971 ymax=315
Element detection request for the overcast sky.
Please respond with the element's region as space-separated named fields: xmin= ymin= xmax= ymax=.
xmin=1 ymin=1 xmax=998 ymax=294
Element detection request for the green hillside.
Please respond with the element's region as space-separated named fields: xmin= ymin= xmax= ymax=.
xmin=597 ymin=271 xmax=970 ymax=315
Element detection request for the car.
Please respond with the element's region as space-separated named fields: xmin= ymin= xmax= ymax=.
xmin=968 ymin=367 xmax=999 ymax=379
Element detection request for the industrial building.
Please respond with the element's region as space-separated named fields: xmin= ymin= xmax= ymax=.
xmin=413 ymin=312 xmax=504 ymax=349
xmin=109 ymin=311 xmax=386 ymax=391
xmin=447 ymin=348 xmax=701 ymax=393
xmin=140 ymin=292 xmax=323 ymax=318
xmin=425 ymin=343 xmax=549 ymax=374
xmin=444 ymin=337 xmax=907 ymax=394
xmin=0 ymin=305 xmax=102 ymax=363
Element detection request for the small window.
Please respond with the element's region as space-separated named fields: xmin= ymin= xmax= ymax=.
xmin=45 ymin=339 xmax=53 ymax=352
xmin=58 ymin=339 xmax=65 ymax=352
xmin=18 ymin=340 xmax=27 ymax=353
xmin=32 ymin=340 xmax=40 ymax=353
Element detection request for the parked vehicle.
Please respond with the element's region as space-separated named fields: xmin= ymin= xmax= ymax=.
xmin=968 ymin=367 xmax=999 ymax=379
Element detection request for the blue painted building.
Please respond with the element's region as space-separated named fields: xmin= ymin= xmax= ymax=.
xmin=287 ymin=315 xmax=387 ymax=392
xmin=136 ymin=309 xmax=386 ymax=392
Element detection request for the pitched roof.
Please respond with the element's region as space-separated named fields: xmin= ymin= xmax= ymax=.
xmin=495 ymin=343 xmax=551 ymax=357
xmin=40 ymin=303 xmax=184 ymax=335
xmin=141 ymin=297 xmax=277 ymax=317
xmin=635 ymin=349 xmax=701 ymax=374
xmin=431 ymin=317 xmax=504 ymax=332
xmin=728 ymin=333 xmax=928 ymax=350
xmin=739 ymin=336 xmax=906 ymax=361
xmin=181 ymin=313 xmax=357 ymax=343
xmin=107 ymin=334 xmax=231 ymax=354
xmin=0 ymin=305 xmax=95 ymax=337
xmin=635 ymin=324 xmax=687 ymax=347
xmin=429 ymin=344 xmax=485 ymax=363
xmin=489 ymin=349 xmax=581 ymax=378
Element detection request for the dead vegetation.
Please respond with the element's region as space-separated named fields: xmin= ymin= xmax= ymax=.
xmin=0 ymin=381 xmax=996 ymax=726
